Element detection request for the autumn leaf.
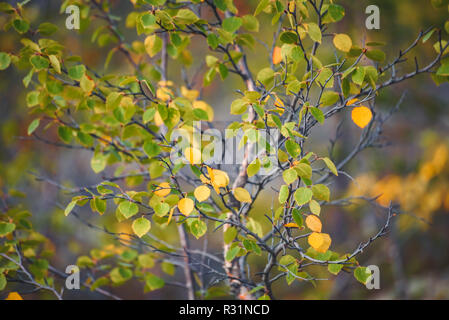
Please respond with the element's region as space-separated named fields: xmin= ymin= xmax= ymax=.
xmin=346 ymin=98 xmax=359 ymax=106
xmin=305 ymin=215 xmax=322 ymax=232
xmin=5 ymin=292 xmax=23 ymax=300
xmin=333 ymin=33 xmax=352 ymax=52
xmin=194 ymin=185 xmax=211 ymax=202
xmin=184 ymin=147 xmax=202 ymax=165
xmin=178 ymin=198 xmax=194 ymax=216
xmin=351 ymin=106 xmax=373 ymax=128
xmin=272 ymin=46 xmax=282 ymax=65
xmin=234 ymin=187 xmax=252 ymax=203
xmin=154 ymin=182 xmax=171 ymax=197
xmin=308 ymin=232 xmax=332 ymax=253
xmin=207 ymin=167 xmax=229 ymax=193
xmin=284 ymin=223 xmax=300 ymax=228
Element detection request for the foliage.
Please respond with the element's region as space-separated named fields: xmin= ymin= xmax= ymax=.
xmin=0 ymin=0 xmax=448 ymax=300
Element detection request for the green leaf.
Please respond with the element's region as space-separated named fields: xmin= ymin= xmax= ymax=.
xmin=140 ymin=13 xmax=156 ymax=27
xmin=352 ymin=67 xmax=366 ymax=86
xmin=323 ymin=157 xmax=338 ymax=176
xmin=143 ymin=140 xmax=161 ymax=158
xmin=327 ymin=4 xmax=345 ymax=22
xmin=307 ymin=23 xmax=321 ymax=43
xmin=49 ymin=55 xmax=61 ymax=73
xmin=294 ymin=187 xmax=313 ymax=206
xmin=242 ymin=15 xmax=259 ymax=32
xmin=94 ymin=197 xmax=106 ymax=214
xmin=110 ymin=267 xmax=133 ymax=284
xmin=132 ymin=217 xmax=151 ymax=238
xmin=280 ymin=31 xmax=298 ymax=44
xmin=119 ymin=201 xmax=139 ymax=219
xmin=207 ymin=33 xmax=219 ymax=49
xmin=143 ymin=108 xmax=156 ymax=123
xmin=155 ymin=202 xmax=169 ymax=217
xmin=30 ymin=55 xmax=49 ymax=70
xmin=58 ymin=126 xmax=72 ymax=143
xmin=13 ymin=18 xmax=30 ymax=33
xmin=64 ymin=201 xmax=77 ymax=216
xmin=309 ymin=107 xmax=324 ymax=124
xmin=146 ymin=274 xmax=165 ymax=291
xmin=312 ymin=184 xmax=330 ymax=201
xmin=224 ymin=226 xmax=237 ymax=244
xmin=90 ymin=153 xmax=106 ymax=173
xmin=436 ymin=63 xmax=449 ymax=76
xmin=309 ymin=199 xmax=321 ymax=216
xmin=247 ymin=158 xmax=261 ymax=177
xmin=0 ymin=273 xmax=6 ymax=291
xmin=91 ymin=277 xmax=110 ymax=291
xmin=0 ymin=222 xmax=16 ymax=236
xmin=37 ymin=22 xmax=58 ymax=36
xmin=279 ymin=185 xmax=289 ymax=204
xmin=175 ymin=9 xmax=199 ymax=24
xmin=254 ymin=0 xmax=270 ymax=16
xmin=222 ymin=17 xmax=242 ymax=33
xmin=0 ymin=2 xmax=15 ymax=13
xmin=283 ymin=168 xmax=298 ymax=185
xmin=225 ymin=245 xmax=240 ymax=261
xmin=292 ymin=209 xmax=303 ymax=228
xmin=190 ymin=220 xmax=207 ymax=239
xmin=256 ymin=67 xmax=275 ymax=87
xmin=285 ymin=140 xmax=301 ymax=158
xmin=26 ymin=91 xmax=39 ymax=107
xmin=193 ymin=108 xmax=209 ymax=120
xmin=0 ymin=52 xmax=11 ymax=70
xmin=354 ymin=267 xmax=370 ymax=284
xmin=106 ymin=92 xmax=123 ymax=110
xmin=365 ymin=49 xmax=386 ymax=62
xmin=27 ymin=118 xmax=40 ymax=135
xmin=295 ymin=163 xmax=312 ymax=180
xmin=328 ymin=263 xmax=343 ymax=275
xmin=320 ymin=91 xmax=339 ymax=107
xmin=230 ymin=98 xmax=249 ymax=115
xmin=68 ymin=65 xmax=86 ymax=80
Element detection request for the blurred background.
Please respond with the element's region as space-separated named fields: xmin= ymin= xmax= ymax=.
xmin=0 ymin=0 xmax=448 ymax=299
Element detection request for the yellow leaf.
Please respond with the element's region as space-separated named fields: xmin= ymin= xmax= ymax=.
xmin=178 ymin=198 xmax=194 ymax=216
xmin=181 ymin=86 xmax=200 ymax=101
xmin=284 ymin=222 xmax=300 ymax=228
xmin=154 ymin=182 xmax=171 ymax=197
xmin=156 ymin=87 xmax=173 ymax=102
xmin=308 ymin=232 xmax=331 ymax=253
xmin=167 ymin=206 xmax=176 ymax=225
xmin=333 ymin=33 xmax=352 ymax=52
xmin=193 ymin=100 xmax=214 ymax=121
xmin=194 ymin=185 xmax=211 ymax=202
xmin=152 ymin=111 xmax=164 ymax=126
xmin=200 ymin=174 xmax=211 ymax=184
xmin=351 ymin=106 xmax=373 ymax=129
xmin=207 ymin=167 xmax=229 ymax=193
xmin=184 ymin=147 xmax=202 ymax=165
xmin=233 ymin=187 xmax=252 ymax=203
xmin=272 ymin=46 xmax=282 ymax=65
xmin=274 ymin=94 xmax=285 ymax=108
xmin=346 ymin=98 xmax=359 ymax=106
xmin=305 ymin=215 xmax=322 ymax=232
xmin=5 ymin=292 xmax=23 ymax=300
